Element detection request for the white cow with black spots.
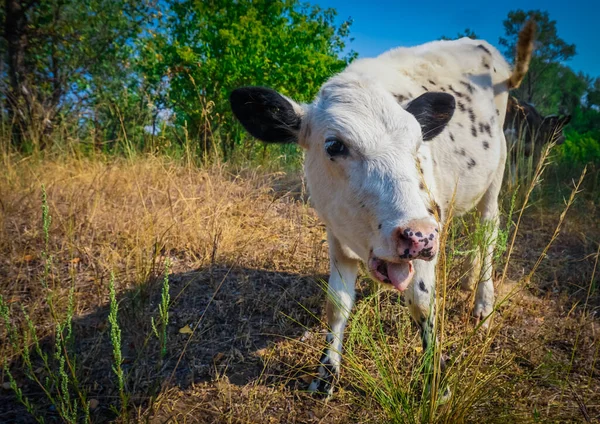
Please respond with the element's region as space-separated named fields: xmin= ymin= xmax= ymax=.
xmin=230 ymin=21 xmax=536 ymax=398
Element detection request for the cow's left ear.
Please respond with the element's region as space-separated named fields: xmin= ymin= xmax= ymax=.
xmin=230 ymin=86 xmax=303 ymax=143
xmin=405 ymin=92 xmax=456 ymax=141
xmin=543 ymin=114 xmax=572 ymax=128
xmin=559 ymin=115 xmax=572 ymax=126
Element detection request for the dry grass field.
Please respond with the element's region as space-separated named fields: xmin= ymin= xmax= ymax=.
xmin=0 ymin=152 xmax=599 ymax=423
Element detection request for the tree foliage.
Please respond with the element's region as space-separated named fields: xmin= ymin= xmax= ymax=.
xmin=499 ymin=10 xmax=577 ymax=105
xmin=1 ymin=1 xmax=599 ymax=169
xmin=1 ymin=0 xmax=355 ymax=157
xmin=148 ymin=0 xmax=355 ymax=158
xmin=1 ymin=0 xmax=155 ymax=149
xmin=439 ymin=28 xmax=479 ymax=41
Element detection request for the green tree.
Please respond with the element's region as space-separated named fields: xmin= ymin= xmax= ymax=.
xmin=525 ymin=62 xmax=589 ymax=115
xmin=1 ymin=0 xmax=154 ymax=149
xmin=152 ymin=0 xmax=355 ymax=159
xmin=586 ymin=77 xmax=600 ymax=109
xmin=499 ymin=10 xmax=576 ymax=105
xmin=440 ymin=28 xmax=479 ymax=41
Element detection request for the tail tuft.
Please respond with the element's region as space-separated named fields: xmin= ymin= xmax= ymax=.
xmin=508 ymin=20 xmax=536 ymax=89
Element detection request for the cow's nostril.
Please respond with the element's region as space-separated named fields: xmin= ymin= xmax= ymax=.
xmin=394 ymin=221 xmax=439 ymax=261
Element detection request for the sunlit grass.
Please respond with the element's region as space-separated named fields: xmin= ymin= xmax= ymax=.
xmin=0 ymin=134 xmax=597 ymax=422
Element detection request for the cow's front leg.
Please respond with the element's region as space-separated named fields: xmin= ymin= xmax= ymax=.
xmin=472 ymin=170 xmax=503 ymax=328
xmin=308 ymin=232 xmax=358 ymax=397
xmin=406 ymin=259 xmax=450 ymax=401
xmin=461 ymin=177 xmax=501 ymax=328
xmin=473 ymin=205 xmax=498 ymax=327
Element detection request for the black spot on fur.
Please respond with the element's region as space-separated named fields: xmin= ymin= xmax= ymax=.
xmin=415 ymin=231 xmax=423 ymax=237
xmin=449 ymin=132 xmax=455 ymax=142
xmin=483 ymin=141 xmax=490 ymax=149
xmin=468 ymin=158 xmax=476 ymax=169
xmin=468 ymin=108 xmax=476 ymax=123
xmin=496 ymin=109 xmax=500 ymax=116
xmin=484 ymin=123 xmax=492 ymax=137
xmin=421 ymin=85 xmax=429 ymax=91
xmin=427 ymin=208 xmax=434 ymax=215
xmin=483 ymin=62 xmax=491 ymax=69
xmin=477 ymin=44 xmax=492 ymax=55
xmin=394 ymin=93 xmax=407 ymax=103
xmin=428 ymin=79 xmax=436 ymax=86
xmin=400 ymin=248 xmax=411 ymax=259
xmin=419 ymin=181 xmax=425 ymax=190
xmin=378 ymin=223 xmax=382 ymax=229
xmin=479 ymin=122 xmax=485 ymax=134
xmin=448 ymin=85 xmax=464 ymax=98
xmin=471 ymin=125 xmax=477 ymax=137
xmin=460 ymin=81 xmax=475 ymax=94
xmin=460 ymin=148 xmax=466 ymax=156
xmin=458 ymin=101 xmax=466 ymax=112
xmin=419 ymin=280 xmax=428 ymax=293
xmin=434 ymin=202 xmax=441 ymax=217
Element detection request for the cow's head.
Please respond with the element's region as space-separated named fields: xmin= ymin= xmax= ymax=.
xmin=505 ymin=97 xmax=571 ymax=157
xmin=539 ymin=114 xmax=571 ymax=146
xmin=230 ymin=76 xmax=455 ymax=291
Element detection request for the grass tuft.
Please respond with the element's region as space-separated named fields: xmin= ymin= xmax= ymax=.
xmin=108 ymin=271 xmax=128 ymax=418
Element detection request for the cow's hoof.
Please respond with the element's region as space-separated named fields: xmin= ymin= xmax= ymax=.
xmin=308 ymin=360 xmax=338 ymax=399
xmin=424 ymin=382 xmax=452 ymax=404
xmin=308 ymin=375 xmax=334 ymax=399
xmin=439 ymin=385 xmax=452 ymax=404
xmin=473 ymin=302 xmax=493 ymax=329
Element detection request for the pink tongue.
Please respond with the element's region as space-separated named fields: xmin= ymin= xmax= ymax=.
xmin=387 ymin=262 xmax=414 ymax=292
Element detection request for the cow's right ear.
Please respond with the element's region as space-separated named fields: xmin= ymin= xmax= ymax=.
xmin=230 ymin=87 xmax=302 ymax=143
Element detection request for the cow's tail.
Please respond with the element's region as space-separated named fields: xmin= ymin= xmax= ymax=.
xmin=508 ymin=20 xmax=536 ymax=90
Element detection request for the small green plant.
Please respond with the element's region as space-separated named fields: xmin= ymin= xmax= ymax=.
xmin=1 ymin=296 xmax=45 ymax=423
xmin=108 ymin=272 xmax=128 ymax=418
xmin=151 ymin=259 xmax=171 ymax=360
xmin=1 ymin=186 xmax=89 ymax=423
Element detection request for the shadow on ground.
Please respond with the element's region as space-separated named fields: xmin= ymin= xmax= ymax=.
xmin=0 ymin=266 xmax=331 ymax=423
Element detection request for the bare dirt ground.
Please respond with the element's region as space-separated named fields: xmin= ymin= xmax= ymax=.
xmin=0 ymin=156 xmax=598 ymax=423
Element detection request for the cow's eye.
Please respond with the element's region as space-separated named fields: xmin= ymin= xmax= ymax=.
xmin=325 ymin=138 xmax=348 ymax=158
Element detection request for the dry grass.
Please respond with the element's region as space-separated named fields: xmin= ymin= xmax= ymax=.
xmin=0 ymin=152 xmax=599 ymax=423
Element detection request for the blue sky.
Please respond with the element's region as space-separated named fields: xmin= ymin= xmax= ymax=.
xmin=317 ymin=0 xmax=599 ymax=78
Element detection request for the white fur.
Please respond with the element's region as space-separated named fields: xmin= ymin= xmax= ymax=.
xmin=274 ymin=38 xmax=511 ymax=395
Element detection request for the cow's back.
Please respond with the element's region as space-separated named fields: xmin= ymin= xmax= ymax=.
xmin=341 ymin=39 xmax=511 ymax=216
